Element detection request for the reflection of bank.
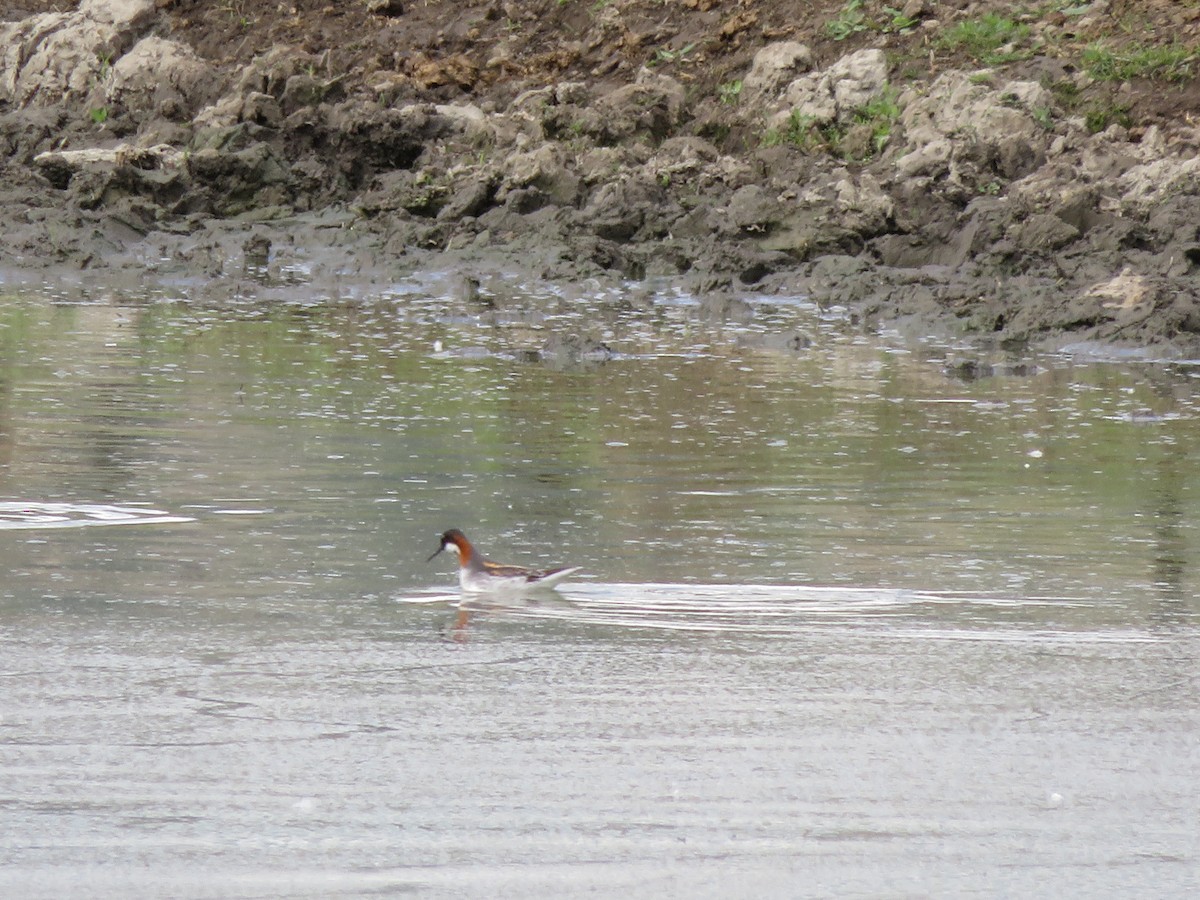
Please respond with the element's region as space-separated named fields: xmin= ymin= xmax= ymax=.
xmin=0 ymin=297 xmax=27 ymax=471
xmin=1148 ymin=440 xmax=1193 ymax=628
xmin=0 ymin=302 xmax=182 ymax=497
xmin=0 ymin=366 xmax=11 ymax=470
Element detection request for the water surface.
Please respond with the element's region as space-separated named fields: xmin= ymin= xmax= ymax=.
xmin=1 ymin=278 xmax=1197 ymax=897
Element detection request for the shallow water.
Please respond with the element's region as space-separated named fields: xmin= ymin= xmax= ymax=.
xmin=1 ymin=277 xmax=1198 ymax=897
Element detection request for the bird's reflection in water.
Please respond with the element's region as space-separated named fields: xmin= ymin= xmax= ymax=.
xmin=441 ymin=589 xmax=571 ymax=643
xmin=445 ymin=606 xmax=472 ymax=643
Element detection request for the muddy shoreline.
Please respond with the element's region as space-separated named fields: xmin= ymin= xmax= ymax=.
xmin=2 ymin=0 xmax=1199 ymax=355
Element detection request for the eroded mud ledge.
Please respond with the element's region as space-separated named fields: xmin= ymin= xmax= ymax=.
xmin=3 ymin=0 xmax=1199 ymax=355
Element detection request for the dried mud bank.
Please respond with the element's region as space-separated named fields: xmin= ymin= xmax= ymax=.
xmin=2 ymin=0 xmax=1199 ymax=354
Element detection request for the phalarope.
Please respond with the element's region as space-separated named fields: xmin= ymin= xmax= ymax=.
xmin=428 ymin=528 xmax=581 ymax=593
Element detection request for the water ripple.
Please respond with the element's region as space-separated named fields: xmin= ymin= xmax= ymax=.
xmin=398 ymin=584 xmax=1166 ymax=643
xmin=0 ymin=501 xmax=194 ymax=531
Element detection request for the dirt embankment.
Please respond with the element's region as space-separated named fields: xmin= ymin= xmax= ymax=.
xmin=2 ymin=0 xmax=1200 ymax=353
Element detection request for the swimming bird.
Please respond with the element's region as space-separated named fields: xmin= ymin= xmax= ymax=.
xmin=427 ymin=528 xmax=581 ymax=593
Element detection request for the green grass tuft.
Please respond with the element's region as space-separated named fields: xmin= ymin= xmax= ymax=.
xmin=936 ymin=14 xmax=1032 ymax=65
xmin=1081 ymin=43 xmax=1197 ymax=83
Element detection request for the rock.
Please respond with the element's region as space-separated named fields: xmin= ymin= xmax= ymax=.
xmin=749 ymin=330 xmax=813 ymax=352
xmin=186 ymin=143 xmax=294 ymax=216
xmin=1009 ymin=213 xmax=1079 ymax=252
xmin=410 ymin=53 xmax=478 ymax=91
xmin=366 ymin=0 xmax=405 ymax=15
xmin=33 ymin=143 xmax=188 ymax=215
xmin=833 ymin=171 xmax=894 ymax=235
xmin=432 ymin=102 xmax=491 ymax=138
xmin=452 ymin=274 xmax=482 ymax=304
xmin=594 ymin=71 xmax=686 ymax=143
xmin=192 ymin=95 xmax=245 ymax=131
xmin=280 ymin=73 xmax=332 ymax=114
xmin=697 ymin=291 xmax=753 ymax=323
xmin=741 ymin=42 xmax=812 ymax=105
xmin=242 ymin=233 xmax=271 ymax=269
xmin=897 ymin=73 xmax=1055 ymax=182
xmin=1006 ymin=170 xmax=1104 ymax=235
xmin=580 ymin=178 xmax=669 ymax=241
xmin=726 ymin=184 xmax=783 ymax=233
xmin=499 ymin=145 xmax=581 ymax=206
xmin=230 ymin=45 xmax=319 ymax=102
xmin=576 ymin=146 xmax=648 ymax=185
xmin=1 ymin=0 xmax=157 ymax=106
xmin=34 ymin=144 xmax=186 ymax=188
xmin=240 ymin=92 xmax=283 ymax=128
xmin=438 ymin=177 xmax=495 ymax=221
xmin=1118 ymin=155 xmax=1200 ymax=214
xmin=79 ymin=0 xmax=155 ymax=27
xmin=106 ymin=37 xmax=217 ymax=120
xmin=0 ymin=2 xmax=152 ymax=107
xmin=359 ymin=168 xmax=446 ymax=217
xmin=509 ymin=81 xmax=586 ymax=140
xmin=323 ymin=101 xmax=428 ymax=172
xmin=758 ymin=211 xmax=835 ymax=257
xmin=942 ymin=359 xmax=1040 ymax=381
xmin=806 ymin=254 xmax=872 ymax=286
xmin=647 ymin=136 xmax=720 ymax=186
xmin=539 ymin=333 xmax=614 ymax=368
xmin=1085 ymin=268 xmax=1156 ymax=310
xmin=773 ymin=49 xmax=889 ymax=127
xmin=894 ymin=136 xmax=952 ymax=178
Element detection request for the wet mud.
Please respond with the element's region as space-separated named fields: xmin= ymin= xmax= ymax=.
xmin=2 ymin=0 xmax=1200 ymax=356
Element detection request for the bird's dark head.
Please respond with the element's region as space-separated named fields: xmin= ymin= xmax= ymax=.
xmin=427 ymin=529 xmax=470 ymax=562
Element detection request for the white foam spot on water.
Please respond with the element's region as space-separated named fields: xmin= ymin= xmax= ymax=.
xmin=0 ymin=502 xmax=194 ymax=530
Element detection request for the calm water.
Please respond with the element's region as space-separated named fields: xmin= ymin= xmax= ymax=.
xmin=1 ymin=275 xmax=1198 ymax=897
